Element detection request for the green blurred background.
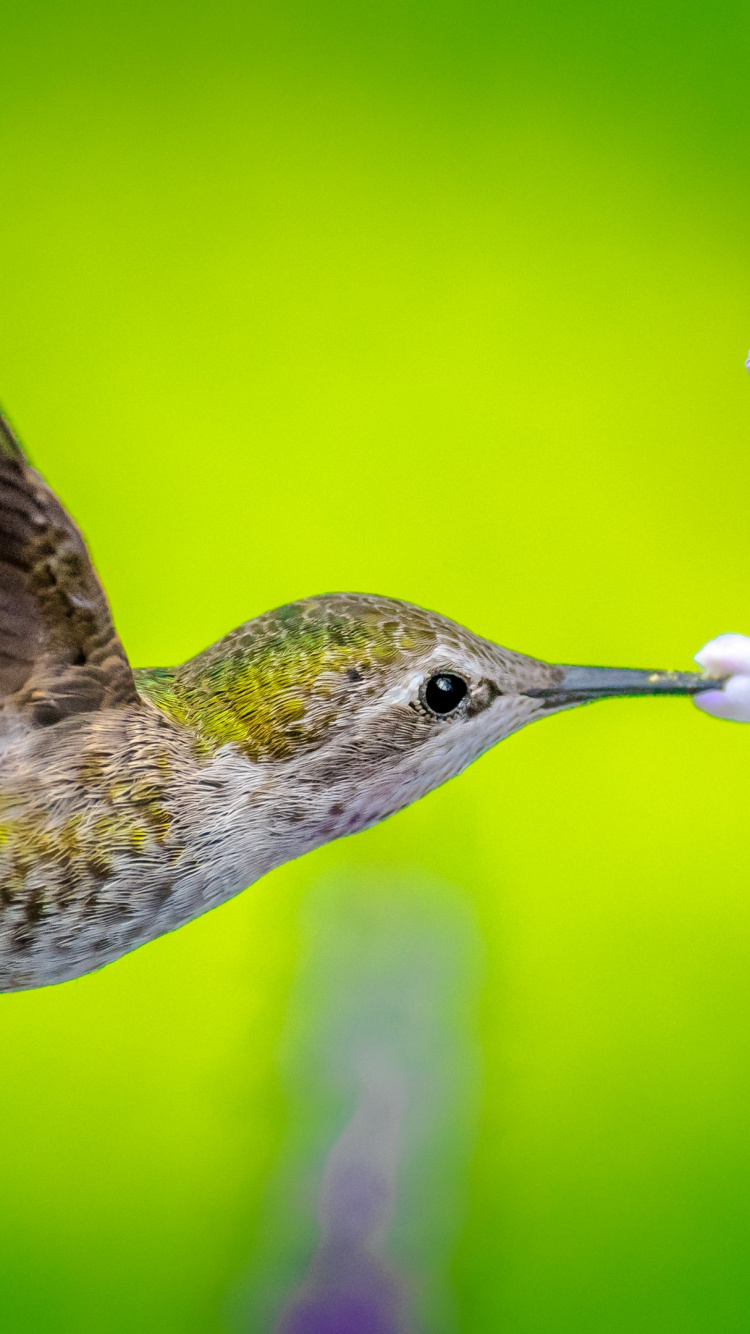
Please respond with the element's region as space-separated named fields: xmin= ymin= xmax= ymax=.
xmin=1 ymin=0 xmax=749 ymax=1328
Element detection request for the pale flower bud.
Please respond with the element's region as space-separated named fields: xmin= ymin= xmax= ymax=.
xmin=693 ymin=633 xmax=750 ymax=722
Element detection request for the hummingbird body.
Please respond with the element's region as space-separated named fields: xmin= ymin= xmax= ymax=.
xmin=0 ymin=594 xmax=555 ymax=989
xmin=0 ymin=409 xmax=719 ymax=991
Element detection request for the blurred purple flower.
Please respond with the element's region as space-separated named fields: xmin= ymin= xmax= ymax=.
xmin=231 ymin=872 xmax=481 ymax=1334
xmin=275 ymin=1056 xmax=410 ymax=1334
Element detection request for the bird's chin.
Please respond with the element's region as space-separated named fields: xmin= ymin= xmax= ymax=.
xmin=317 ymin=702 xmax=547 ymax=838
xmin=272 ymin=697 xmax=554 ymax=859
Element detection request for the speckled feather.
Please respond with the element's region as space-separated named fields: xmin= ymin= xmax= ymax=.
xmin=0 ymin=411 xmax=138 ymax=724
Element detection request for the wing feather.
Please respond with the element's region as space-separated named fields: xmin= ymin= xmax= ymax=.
xmin=0 ymin=408 xmax=140 ymax=726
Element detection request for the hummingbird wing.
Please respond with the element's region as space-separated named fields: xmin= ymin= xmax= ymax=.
xmin=0 ymin=408 xmax=140 ymax=726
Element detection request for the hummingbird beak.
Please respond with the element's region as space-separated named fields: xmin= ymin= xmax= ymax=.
xmin=524 ymin=664 xmax=727 ymax=706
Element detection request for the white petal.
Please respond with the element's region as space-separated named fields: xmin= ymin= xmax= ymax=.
xmin=694 ymin=675 xmax=750 ymax=723
xmin=694 ymin=633 xmax=750 ymax=676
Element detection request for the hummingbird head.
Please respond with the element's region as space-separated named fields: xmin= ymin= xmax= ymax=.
xmin=139 ymin=594 xmax=720 ymax=856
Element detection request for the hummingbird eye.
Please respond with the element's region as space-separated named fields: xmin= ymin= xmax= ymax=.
xmin=422 ymin=672 xmax=468 ymax=716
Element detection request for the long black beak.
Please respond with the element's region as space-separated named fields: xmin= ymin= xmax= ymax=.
xmin=525 ymin=664 xmax=726 ymax=706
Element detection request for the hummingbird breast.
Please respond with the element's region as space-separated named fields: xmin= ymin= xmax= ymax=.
xmin=0 ymin=705 xmax=227 ymax=990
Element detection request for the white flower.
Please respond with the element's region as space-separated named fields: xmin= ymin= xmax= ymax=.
xmin=694 ymin=633 xmax=750 ymax=722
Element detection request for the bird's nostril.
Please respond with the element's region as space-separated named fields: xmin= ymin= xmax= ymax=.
xmin=464 ymin=678 xmax=503 ymax=716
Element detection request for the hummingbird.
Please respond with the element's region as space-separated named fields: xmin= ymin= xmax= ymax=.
xmin=0 ymin=408 xmax=721 ymax=991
